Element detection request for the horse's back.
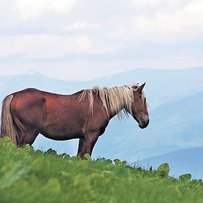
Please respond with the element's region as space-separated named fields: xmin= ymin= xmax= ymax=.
xmin=12 ymin=88 xmax=46 ymax=108
xmin=9 ymin=88 xmax=79 ymax=130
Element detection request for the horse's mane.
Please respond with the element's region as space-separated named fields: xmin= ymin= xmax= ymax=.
xmin=78 ymin=85 xmax=139 ymax=117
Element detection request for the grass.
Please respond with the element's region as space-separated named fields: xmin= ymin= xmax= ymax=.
xmin=0 ymin=137 xmax=203 ymax=203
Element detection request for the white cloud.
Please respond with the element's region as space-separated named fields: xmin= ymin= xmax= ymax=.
xmin=13 ymin=0 xmax=77 ymax=20
xmin=66 ymin=21 xmax=101 ymax=30
xmin=0 ymin=34 xmax=121 ymax=58
xmin=0 ymin=0 xmax=203 ymax=80
xmin=115 ymin=0 xmax=203 ymax=42
xmin=0 ymin=35 xmax=90 ymax=57
xmin=130 ymin=0 xmax=186 ymax=9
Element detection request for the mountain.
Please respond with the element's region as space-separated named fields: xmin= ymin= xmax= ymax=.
xmin=0 ymin=72 xmax=81 ymax=96
xmin=1 ymin=67 xmax=203 ymax=109
xmin=92 ymin=67 xmax=203 ymax=108
xmin=139 ymin=147 xmax=203 ymax=179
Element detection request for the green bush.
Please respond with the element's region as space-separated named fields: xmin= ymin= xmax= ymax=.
xmin=0 ymin=137 xmax=202 ymax=203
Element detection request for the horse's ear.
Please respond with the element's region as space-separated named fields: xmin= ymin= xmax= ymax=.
xmin=137 ymin=83 xmax=146 ymax=93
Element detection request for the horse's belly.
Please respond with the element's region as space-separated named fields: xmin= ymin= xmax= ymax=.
xmin=41 ymin=124 xmax=84 ymax=140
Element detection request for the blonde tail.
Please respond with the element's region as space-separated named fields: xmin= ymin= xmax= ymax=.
xmin=0 ymin=95 xmax=17 ymax=144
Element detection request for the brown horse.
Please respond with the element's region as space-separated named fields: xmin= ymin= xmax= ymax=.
xmin=0 ymin=83 xmax=149 ymax=158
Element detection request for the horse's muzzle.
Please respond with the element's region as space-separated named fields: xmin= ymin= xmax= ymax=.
xmin=138 ymin=118 xmax=149 ymax=129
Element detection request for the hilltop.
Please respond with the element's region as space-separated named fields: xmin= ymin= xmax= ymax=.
xmin=0 ymin=137 xmax=202 ymax=203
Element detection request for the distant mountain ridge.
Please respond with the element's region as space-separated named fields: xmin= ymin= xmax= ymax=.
xmin=1 ymin=68 xmax=203 ymax=109
xmin=139 ymin=147 xmax=203 ymax=179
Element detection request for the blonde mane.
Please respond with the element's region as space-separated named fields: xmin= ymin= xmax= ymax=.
xmin=78 ymin=85 xmax=139 ymax=117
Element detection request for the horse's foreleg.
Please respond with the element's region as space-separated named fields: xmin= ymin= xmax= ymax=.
xmin=77 ymin=137 xmax=86 ymax=158
xmin=77 ymin=133 xmax=99 ymax=158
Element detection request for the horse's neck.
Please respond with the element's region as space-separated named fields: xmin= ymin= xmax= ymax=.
xmin=107 ymin=105 xmax=127 ymax=119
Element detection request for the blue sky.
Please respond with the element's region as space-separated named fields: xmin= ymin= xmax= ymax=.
xmin=0 ymin=0 xmax=203 ymax=80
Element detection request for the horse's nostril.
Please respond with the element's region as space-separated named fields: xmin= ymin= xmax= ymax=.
xmin=139 ymin=118 xmax=149 ymax=129
xmin=145 ymin=119 xmax=149 ymax=126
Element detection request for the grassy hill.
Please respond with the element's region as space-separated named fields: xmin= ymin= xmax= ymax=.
xmin=0 ymin=137 xmax=203 ymax=203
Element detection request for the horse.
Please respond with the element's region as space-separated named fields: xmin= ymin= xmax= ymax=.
xmin=0 ymin=83 xmax=149 ymax=158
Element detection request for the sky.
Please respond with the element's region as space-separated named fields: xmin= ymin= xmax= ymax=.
xmin=0 ymin=0 xmax=203 ymax=81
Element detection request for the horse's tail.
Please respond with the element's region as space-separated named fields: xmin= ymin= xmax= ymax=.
xmin=0 ymin=95 xmax=17 ymax=144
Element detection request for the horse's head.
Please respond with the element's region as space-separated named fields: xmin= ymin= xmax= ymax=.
xmin=130 ymin=83 xmax=149 ymax=129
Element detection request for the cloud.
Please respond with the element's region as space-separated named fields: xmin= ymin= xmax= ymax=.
xmin=0 ymin=0 xmax=202 ymax=80
xmin=65 ymin=21 xmax=101 ymax=30
xmin=130 ymin=0 xmax=186 ymax=9
xmin=114 ymin=0 xmax=203 ymax=43
xmin=0 ymin=34 xmax=121 ymax=59
xmin=13 ymin=0 xmax=77 ymax=20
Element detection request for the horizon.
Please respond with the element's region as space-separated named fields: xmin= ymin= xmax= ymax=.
xmin=0 ymin=66 xmax=202 ymax=81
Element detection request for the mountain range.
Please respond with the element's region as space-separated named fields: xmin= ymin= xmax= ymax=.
xmin=139 ymin=147 xmax=203 ymax=179
xmin=0 ymin=67 xmax=203 ymax=178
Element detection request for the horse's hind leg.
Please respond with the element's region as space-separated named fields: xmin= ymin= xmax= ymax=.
xmin=13 ymin=116 xmax=39 ymax=146
xmin=16 ymin=125 xmax=39 ymax=146
xmin=17 ymin=130 xmax=39 ymax=146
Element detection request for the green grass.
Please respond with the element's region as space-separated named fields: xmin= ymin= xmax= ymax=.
xmin=0 ymin=137 xmax=203 ymax=203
